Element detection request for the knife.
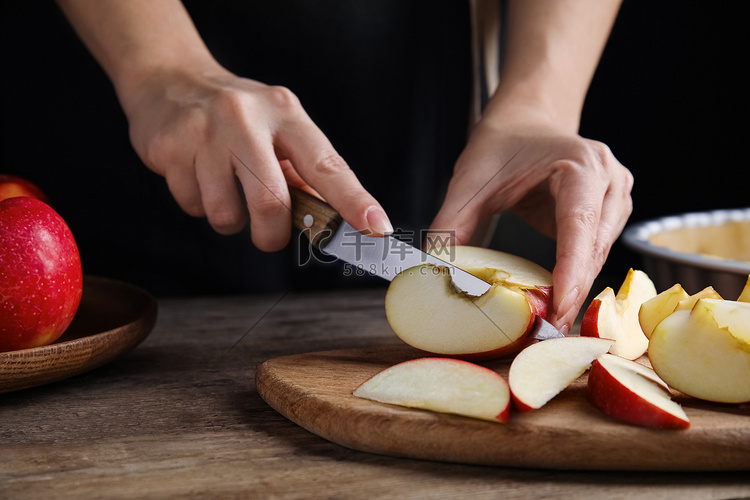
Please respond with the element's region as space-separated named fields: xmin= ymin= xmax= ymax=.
xmin=289 ymin=186 xmax=564 ymax=339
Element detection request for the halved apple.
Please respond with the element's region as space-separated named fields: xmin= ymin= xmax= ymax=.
xmin=508 ymin=336 xmax=614 ymax=412
xmin=385 ymin=247 xmax=552 ymax=360
xmin=587 ymin=354 xmax=690 ymax=429
xmin=648 ymin=298 xmax=750 ymax=404
xmin=580 ymin=269 xmax=657 ymax=360
xmin=353 ymin=357 xmax=511 ymax=423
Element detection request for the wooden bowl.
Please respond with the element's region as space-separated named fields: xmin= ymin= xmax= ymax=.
xmin=0 ymin=275 xmax=157 ymax=393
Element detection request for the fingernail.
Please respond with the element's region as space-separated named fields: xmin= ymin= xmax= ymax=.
xmin=366 ymin=208 xmax=394 ymax=236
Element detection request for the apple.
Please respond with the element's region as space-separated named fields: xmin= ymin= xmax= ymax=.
xmin=580 ymin=269 xmax=656 ymax=360
xmin=675 ymin=286 xmax=722 ymax=310
xmin=0 ymin=197 xmax=82 ymax=352
xmin=353 ymin=357 xmax=511 ymax=423
xmin=648 ymin=298 xmax=750 ymax=404
xmin=638 ymin=284 xmax=689 ymax=339
xmin=587 ymin=353 xmax=690 ymax=429
xmin=508 ymin=336 xmax=614 ymax=412
xmin=639 ymin=285 xmax=722 ymax=339
xmin=384 ymin=246 xmax=553 ymax=360
xmin=0 ymin=174 xmax=50 ymax=204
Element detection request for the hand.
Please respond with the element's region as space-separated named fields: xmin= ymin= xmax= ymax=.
xmin=429 ymin=119 xmax=633 ymax=333
xmin=120 ymin=68 xmax=393 ymax=250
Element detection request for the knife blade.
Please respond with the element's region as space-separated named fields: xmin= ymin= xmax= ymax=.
xmin=530 ymin=316 xmax=566 ymax=340
xmin=290 ymin=186 xmax=491 ymax=296
xmin=289 ymin=186 xmax=565 ymax=340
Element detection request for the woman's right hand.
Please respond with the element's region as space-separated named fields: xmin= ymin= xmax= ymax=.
xmin=121 ymin=68 xmax=393 ymax=250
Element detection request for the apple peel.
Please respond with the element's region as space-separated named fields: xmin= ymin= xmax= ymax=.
xmin=588 ymin=354 xmax=690 ymax=430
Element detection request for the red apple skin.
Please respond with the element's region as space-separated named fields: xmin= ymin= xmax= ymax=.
xmin=496 ymin=406 xmax=510 ymax=424
xmin=525 ymin=285 xmax=552 ymax=320
xmin=0 ymin=175 xmax=50 ymax=204
xmin=587 ymin=359 xmax=690 ymax=430
xmin=0 ymin=197 xmax=82 ymax=352
xmin=580 ymin=298 xmax=603 ymax=338
xmin=512 ymin=397 xmax=536 ymax=413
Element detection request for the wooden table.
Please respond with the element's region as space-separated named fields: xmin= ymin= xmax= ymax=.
xmin=2 ymin=287 xmax=749 ymax=499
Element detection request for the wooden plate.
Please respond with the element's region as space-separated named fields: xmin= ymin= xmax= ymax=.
xmin=256 ymin=345 xmax=750 ymax=471
xmin=0 ymin=275 xmax=157 ymax=394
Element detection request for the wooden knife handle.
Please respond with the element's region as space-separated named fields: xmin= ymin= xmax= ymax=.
xmin=289 ymin=185 xmax=343 ymax=250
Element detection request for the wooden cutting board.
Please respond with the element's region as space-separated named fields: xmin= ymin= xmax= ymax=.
xmin=256 ymin=345 xmax=750 ymax=471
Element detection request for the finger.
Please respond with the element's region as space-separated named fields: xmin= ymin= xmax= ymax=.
xmin=230 ymin=139 xmax=294 ymax=252
xmin=143 ymin=129 xmax=207 ymax=218
xmin=274 ymin=113 xmax=393 ymax=237
xmin=195 ymin=147 xmax=249 ymax=235
xmin=593 ymin=163 xmax=634 ymax=257
xmin=163 ymin=161 xmax=205 ymax=218
xmin=548 ymin=163 xmax=609 ymax=331
xmin=553 ymin=162 xmax=633 ymax=330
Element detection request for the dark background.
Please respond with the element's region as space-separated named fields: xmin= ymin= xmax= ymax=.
xmin=1 ymin=1 xmax=746 ymax=298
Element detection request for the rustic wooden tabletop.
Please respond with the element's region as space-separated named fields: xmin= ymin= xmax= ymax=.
xmin=2 ymin=286 xmax=749 ymax=499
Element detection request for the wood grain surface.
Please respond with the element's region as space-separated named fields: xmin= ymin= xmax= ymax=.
xmin=3 ymin=287 xmax=750 ymax=499
xmin=256 ymin=345 xmax=750 ymax=471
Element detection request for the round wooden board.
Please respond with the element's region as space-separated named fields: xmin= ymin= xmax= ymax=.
xmin=0 ymin=275 xmax=157 ymax=393
xmin=256 ymin=345 xmax=750 ymax=471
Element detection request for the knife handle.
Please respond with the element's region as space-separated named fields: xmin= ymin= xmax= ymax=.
xmin=289 ymin=185 xmax=343 ymax=250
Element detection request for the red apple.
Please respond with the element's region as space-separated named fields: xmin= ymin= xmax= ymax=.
xmin=353 ymin=357 xmax=511 ymax=423
xmin=0 ymin=197 xmax=82 ymax=352
xmin=385 ymin=246 xmax=553 ymax=360
xmin=508 ymin=336 xmax=614 ymax=412
xmin=0 ymin=174 xmax=50 ymax=204
xmin=587 ymin=354 xmax=690 ymax=429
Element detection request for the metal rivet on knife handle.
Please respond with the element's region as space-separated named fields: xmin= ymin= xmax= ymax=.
xmin=289 ymin=185 xmax=343 ymax=250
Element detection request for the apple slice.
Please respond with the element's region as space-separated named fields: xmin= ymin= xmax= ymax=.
xmin=638 ymin=284 xmax=689 ymax=339
xmin=738 ymin=275 xmax=750 ymax=303
xmin=674 ymin=286 xmax=722 ymax=311
xmin=385 ymin=246 xmax=552 ymax=360
xmin=353 ymin=357 xmax=511 ymax=423
xmin=649 ymin=298 xmax=750 ymax=403
xmin=580 ymin=269 xmax=656 ymax=360
xmin=587 ymin=354 xmax=690 ymax=429
xmin=508 ymin=337 xmax=614 ymax=412
xmin=639 ymin=285 xmax=722 ymax=339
